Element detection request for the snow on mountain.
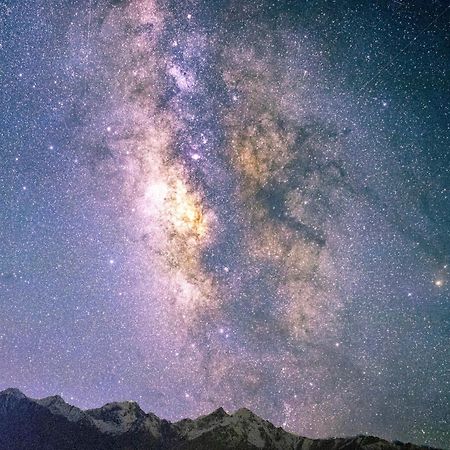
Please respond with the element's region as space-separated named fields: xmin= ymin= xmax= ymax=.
xmin=36 ymin=395 xmax=87 ymax=423
xmin=174 ymin=406 xmax=300 ymax=449
xmin=0 ymin=388 xmax=441 ymax=450
xmin=85 ymin=401 xmax=161 ymax=437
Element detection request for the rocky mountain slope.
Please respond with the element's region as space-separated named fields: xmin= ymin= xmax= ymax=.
xmin=0 ymin=388 xmax=439 ymax=450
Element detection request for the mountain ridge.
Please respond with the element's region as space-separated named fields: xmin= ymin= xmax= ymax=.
xmin=0 ymin=388 xmax=442 ymax=450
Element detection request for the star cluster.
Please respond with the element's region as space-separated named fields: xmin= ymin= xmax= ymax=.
xmin=0 ymin=0 xmax=449 ymax=448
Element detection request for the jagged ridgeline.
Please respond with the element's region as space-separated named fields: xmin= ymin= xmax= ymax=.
xmin=0 ymin=389 xmax=441 ymax=450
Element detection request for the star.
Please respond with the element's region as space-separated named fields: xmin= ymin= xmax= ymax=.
xmin=2 ymin=1 xmax=448 ymax=448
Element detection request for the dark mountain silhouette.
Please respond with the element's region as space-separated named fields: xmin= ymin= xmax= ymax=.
xmin=0 ymin=388 xmax=440 ymax=450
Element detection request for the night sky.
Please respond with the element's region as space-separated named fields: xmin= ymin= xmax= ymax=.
xmin=1 ymin=0 xmax=449 ymax=448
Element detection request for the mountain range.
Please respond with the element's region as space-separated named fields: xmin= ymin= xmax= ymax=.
xmin=0 ymin=388 xmax=440 ymax=450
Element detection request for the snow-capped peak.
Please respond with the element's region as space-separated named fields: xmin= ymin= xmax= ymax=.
xmin=36 ymin=395 xmax=87 ymax=423
xmin=85 ymin=401 xmax=160 ymax=437
xmin=174 ymin=406 xmax=300 ymax=449
xmin=0 ymin=390 xmax=437 ymax=450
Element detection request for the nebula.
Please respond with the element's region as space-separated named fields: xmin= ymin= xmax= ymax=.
xmin=66 ymin=0 xmax=364 ymax=432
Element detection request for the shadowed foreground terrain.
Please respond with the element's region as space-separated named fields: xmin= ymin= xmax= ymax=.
xmin=0 ymin=389 xmax=441 ymax=450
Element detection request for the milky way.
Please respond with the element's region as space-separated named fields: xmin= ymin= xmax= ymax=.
xmin=1 ymin=0 xmax=449 ymax=448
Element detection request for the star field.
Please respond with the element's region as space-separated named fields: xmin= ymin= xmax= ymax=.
xmin=0 ymin=0 xmax=449 ymax=448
